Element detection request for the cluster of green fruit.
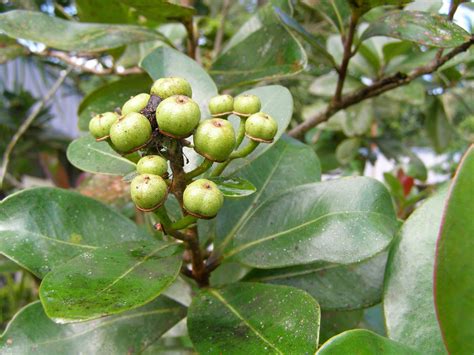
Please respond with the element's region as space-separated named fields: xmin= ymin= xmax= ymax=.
xmin=88 ymin=77 xmax=277 ymax=219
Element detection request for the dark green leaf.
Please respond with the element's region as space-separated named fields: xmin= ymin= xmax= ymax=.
xmin=384 ymin=190 xmax=447 ymax=353
xmin=336 ymin=138 xmax=361 ymax=165
xmin=304 ymin=0 xmax=351 ymax=32
xmin=209 ymin=177 xmax=256 ymax=198
xmin=76 ymin=0 xmax=130 ymax=23
xmin=229 ymin=177 xmax=398 ymax=268
xmin=67 ymin=135 xmax=137 ymax=176
xmin=319 ymin=309 xmax=364 ymax=344
xmin=40 ymin=241 xmax=182 ymax=322
xmin=317 ymin=329 xmax=418 ymax=354
xmin=187 ymin=282 xmax=320 ymax=354
xmin=208 ymin=136 xmax=321 ymax=253
xmin=361 ymin=11 xmax=471 ymax=47
xmin=209 ymin=262 xmax=251 ymax=287
xmin=120 ymin=0 xmax=195 ymax=21
xmin=0 ymin=10 xmax=168 ymax=52
xmin=246 ymin=251 xmax=387 ymax=310
xmin=140 ymin=47 xmax=217 ymax=118
xmin=348 ymin=0 xmax=413 ymax=15
xmin=435 ymin=146 xmax=474 ymax=355
xmin=78 ymin=75 xmax=152 ymax=131
xmin=0 ymin=297 xmax=186 ymax=354
xmin=426 ymin=97 xmax=453 ymax=153
xmin=0 ymin=187 xmax=147 ymax=277
xmin=0 ymin=34 xmax=26 ymax=64
xmin=211 ymin=23 xmax=307 ymax=88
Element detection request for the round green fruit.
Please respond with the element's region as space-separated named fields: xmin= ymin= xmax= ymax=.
xmin=156 ymin=95 xmax=201 ymax=138
xmin=109 ymin=112 xmax=152 ymax=152
xmin=233 ymin=94 xmax=261 ymax=116
xmin=121 ymin=93 xmax=150 ymax=115
xmin=183 ymin=179 xmax=224 ymax=219
xmin=137 ymin=155 xmax=168 ymax=176
xmin=194 ymin=119 xmax=236 ymax=162
xmin=151 ymin=77 xmax=192 ymax=99
xmin=130 ymin=174 xmax=168 ymax=211
xmin=88 ymin=112 xmax=119 ymax=139
xmin=209 ymin=95 xmax=234 ymax=116
xmin=245 ymin=112 xmax=278 ymax=143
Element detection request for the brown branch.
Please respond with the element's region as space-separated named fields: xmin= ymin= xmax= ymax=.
xmin=184 ymin=19 xmax=197 ymax=60
xmin=333 ymin=12 xmax=359 ymax=104
xmin=213 ymin=0 xmax=231 ymax=58
xmin=288 ymin=36 xmax=474 ymax=138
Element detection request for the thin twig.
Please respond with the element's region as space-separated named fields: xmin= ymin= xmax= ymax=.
xmin=0 ymin=67 xmax=72 ymax=188
xmin=288 ymin=36 xmax=474 ymax=138
xmin=184 ymin=19 xmax=197 ymax=60
xmin=213 ymin=0 xmax=231 ymax=58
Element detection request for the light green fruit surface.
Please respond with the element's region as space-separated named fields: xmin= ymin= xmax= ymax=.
xmin=183 ymin=179 xmax=224 ymax=218
xmin=156 ymin=95 xmax=201 ymax=138
xmin=109 ymin=112 xmax=152 ymax=152
xmin=137 ymin=155 xmax=168 ymax=176
xmin=121 ymin=93 xmax=150 ymax=115
xmin=88 ymin=112 xmax=119 ymax=139
xmin=194 ymin=119 xmax=236 ymax=162
xmin=209 ymin=94 xmax=234 ymax=116
xmin=245 ymin=112 xmax=278 ymax=142
xmin=130 ymin=174 xmax=168 ymax=210
xmin=151 ymin=77 xmax=192 ymax=99
xmin=233 ymin=94 xmax=261 ymax=115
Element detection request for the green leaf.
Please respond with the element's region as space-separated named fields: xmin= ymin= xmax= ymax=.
xmin=78 ymin=75 xmax=152 ymax=131
xmin=67 ymin=135 xmax=137 ymax=176
xmin=348 ymin=0 xmax=413 ymax=15
xmin=229 ymin=177 xmax=398 ymax=268
xmin=385 ymin=82 xmax=425 ymax=106
xmin=210 ymin=23 xmax=307 ymax=88
xmin=336 ymin=138 xmax=361 ymax=165
xmin=309 ymin=72 xmax=363 ymax=97
xmin=384 ymin=190 xmax=447 ymax=353
xmin=0 ymin=10 xmax=169 ymax=52
xmin=208 ymin=136 xmax=321 ymax=253
xmin=317 ymin=329 xmax=418 ymax=354
xmin=361 ymin=11 xmax=471 ymax=47
xmin=435 ymin=146 xmax=474 ymax=355
xmin=217 ymin=87 xmax=294 ymax=176
xmin=0 ymin=34 xmax=26 ymax=64
xmin=426 ymin=97 xmax=453 ymax=153
xmin=209 ymin=177 xmax=256 ymax=198
xmin=0 ymin=297 xmax=186 ymax=354
xmin=76 ymin=0 xmax=130 ymax=23
xmin=39 ymin=241 xmax=182 ymax=322
xmin=304 ymin=0 xmax=351 ymax=32
xmin=319 ymin=309 xmax=364 ymax=344
xmin=246 ymin=251 xmax=387 ymax=310
xmin=140 ymin=47 xmax=218 ymax=118
xmin=120 ymin=0 xmax=195 ymax=21
xmin=0 ymin=187 xmax=147 ymax=278
xmin=187 ymin=282 xmax=320 ymax=354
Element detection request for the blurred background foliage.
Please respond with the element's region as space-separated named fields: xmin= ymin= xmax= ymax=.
xmin=0 ymin=0 xmax=472 ymax=335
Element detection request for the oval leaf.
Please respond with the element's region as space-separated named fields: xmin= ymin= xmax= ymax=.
xmin=435 ymin=145 xmax=474 ymax=355
xmin=0 ymin=297 xmax=186 ymax=354
xmin=40 ymin=241 xmax=183 ymax=322
xmin=317 ymin=329 xmax=418 ymax=354
xmin=0 ymin=10 xmax=168 ymax=52
xmin=78 ymin=75 xmax=152 ymax=131
xmin=229 ymin=177 xmax=398 ymax=268
xmin=384 ymin=190 xmax=447 ymax=353
xmin=246 ymin=251 xmax=387 ymax=310
xmin=0 ymin=187 xmax=146 ymax=277
xmin=120 ymin=0 xmax=194 ymax=21
xmin=187 ymin=282 xmax=320 ymax=354
xmin=361 ymin=11 xmax=471 ymax=48
xmin=209 ymin=177 xmax=256 ymax=198
xmin=67 ymin=135 xmax=136 ymax=176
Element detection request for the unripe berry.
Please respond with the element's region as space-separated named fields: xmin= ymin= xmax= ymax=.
xmin=151 ymin=77 xmax=192 ymax=99
xmin=121 ymin=93 xmax=150 ymax=116
xmin=156 ymin=95 xmax=201 ymax=138
xmin=109 ymin=112 xmax=152 ymax=153
xmin=130 ymin=174 xmax=168 ymax=211
xmin=209 ymin=95 xmax=234 ymax=116
xmin=194 ymin=119 xmax=236 ymax=162
xmin=137 ymin=155 xmax=168 ymax=177
xmin=183 ymin=179 xmax=224 ymax=219
xmin=245 ymin=112 xmax=278 ymax=143
xmin=89 ymin=112 xmax=119 ymax=139
xmin=233 ymin=94 xmax=261 ymax=116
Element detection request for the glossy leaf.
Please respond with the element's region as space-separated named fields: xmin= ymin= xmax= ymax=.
xmin=187 ymin=282 xmax=320 ymax=354
xmin=209 ymin=177 xmax=256 ymax=198
xmin=0 ymin=10 xmax=168 ymax=52
xmin=435 ymin=145 xmax=474 ymax=354
xmin=140 ymin=47 xmax=217 ymax=118
xmin=0 ymin=297 xmax=186 ymax=354
xmin=120 ymin=0 xmax=195 ymax=21
xmin=208 ymin=136 xmax=321 ymax=253
xmin=317 ymin=330 xmax=418 ymax=354
xmin=246 ymin=251 xmax=388 ymax=310
xmin=77 ymin=75 xmax=152 ymax=131
xmin=67 ymin=135 xmax=136 ymax=176
xmin=216 ymin=87 xmax=294 ymax=176
xmin=0 ymin=34 xmax=26 ymax=64
xmin=40 ymin=241 xmax=182 ymax=322
xmin=229 ymin=177 xmax=398 ymax=268
xmin=0 ymin=187 xmax=146 ymax=277
xmin=384 ymin=190 xmax=447 ymax=353
xmin=211 ymin=23 xmax=307 ymax=88
xmin=361 ymin=11 xmax=471 ymax=48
